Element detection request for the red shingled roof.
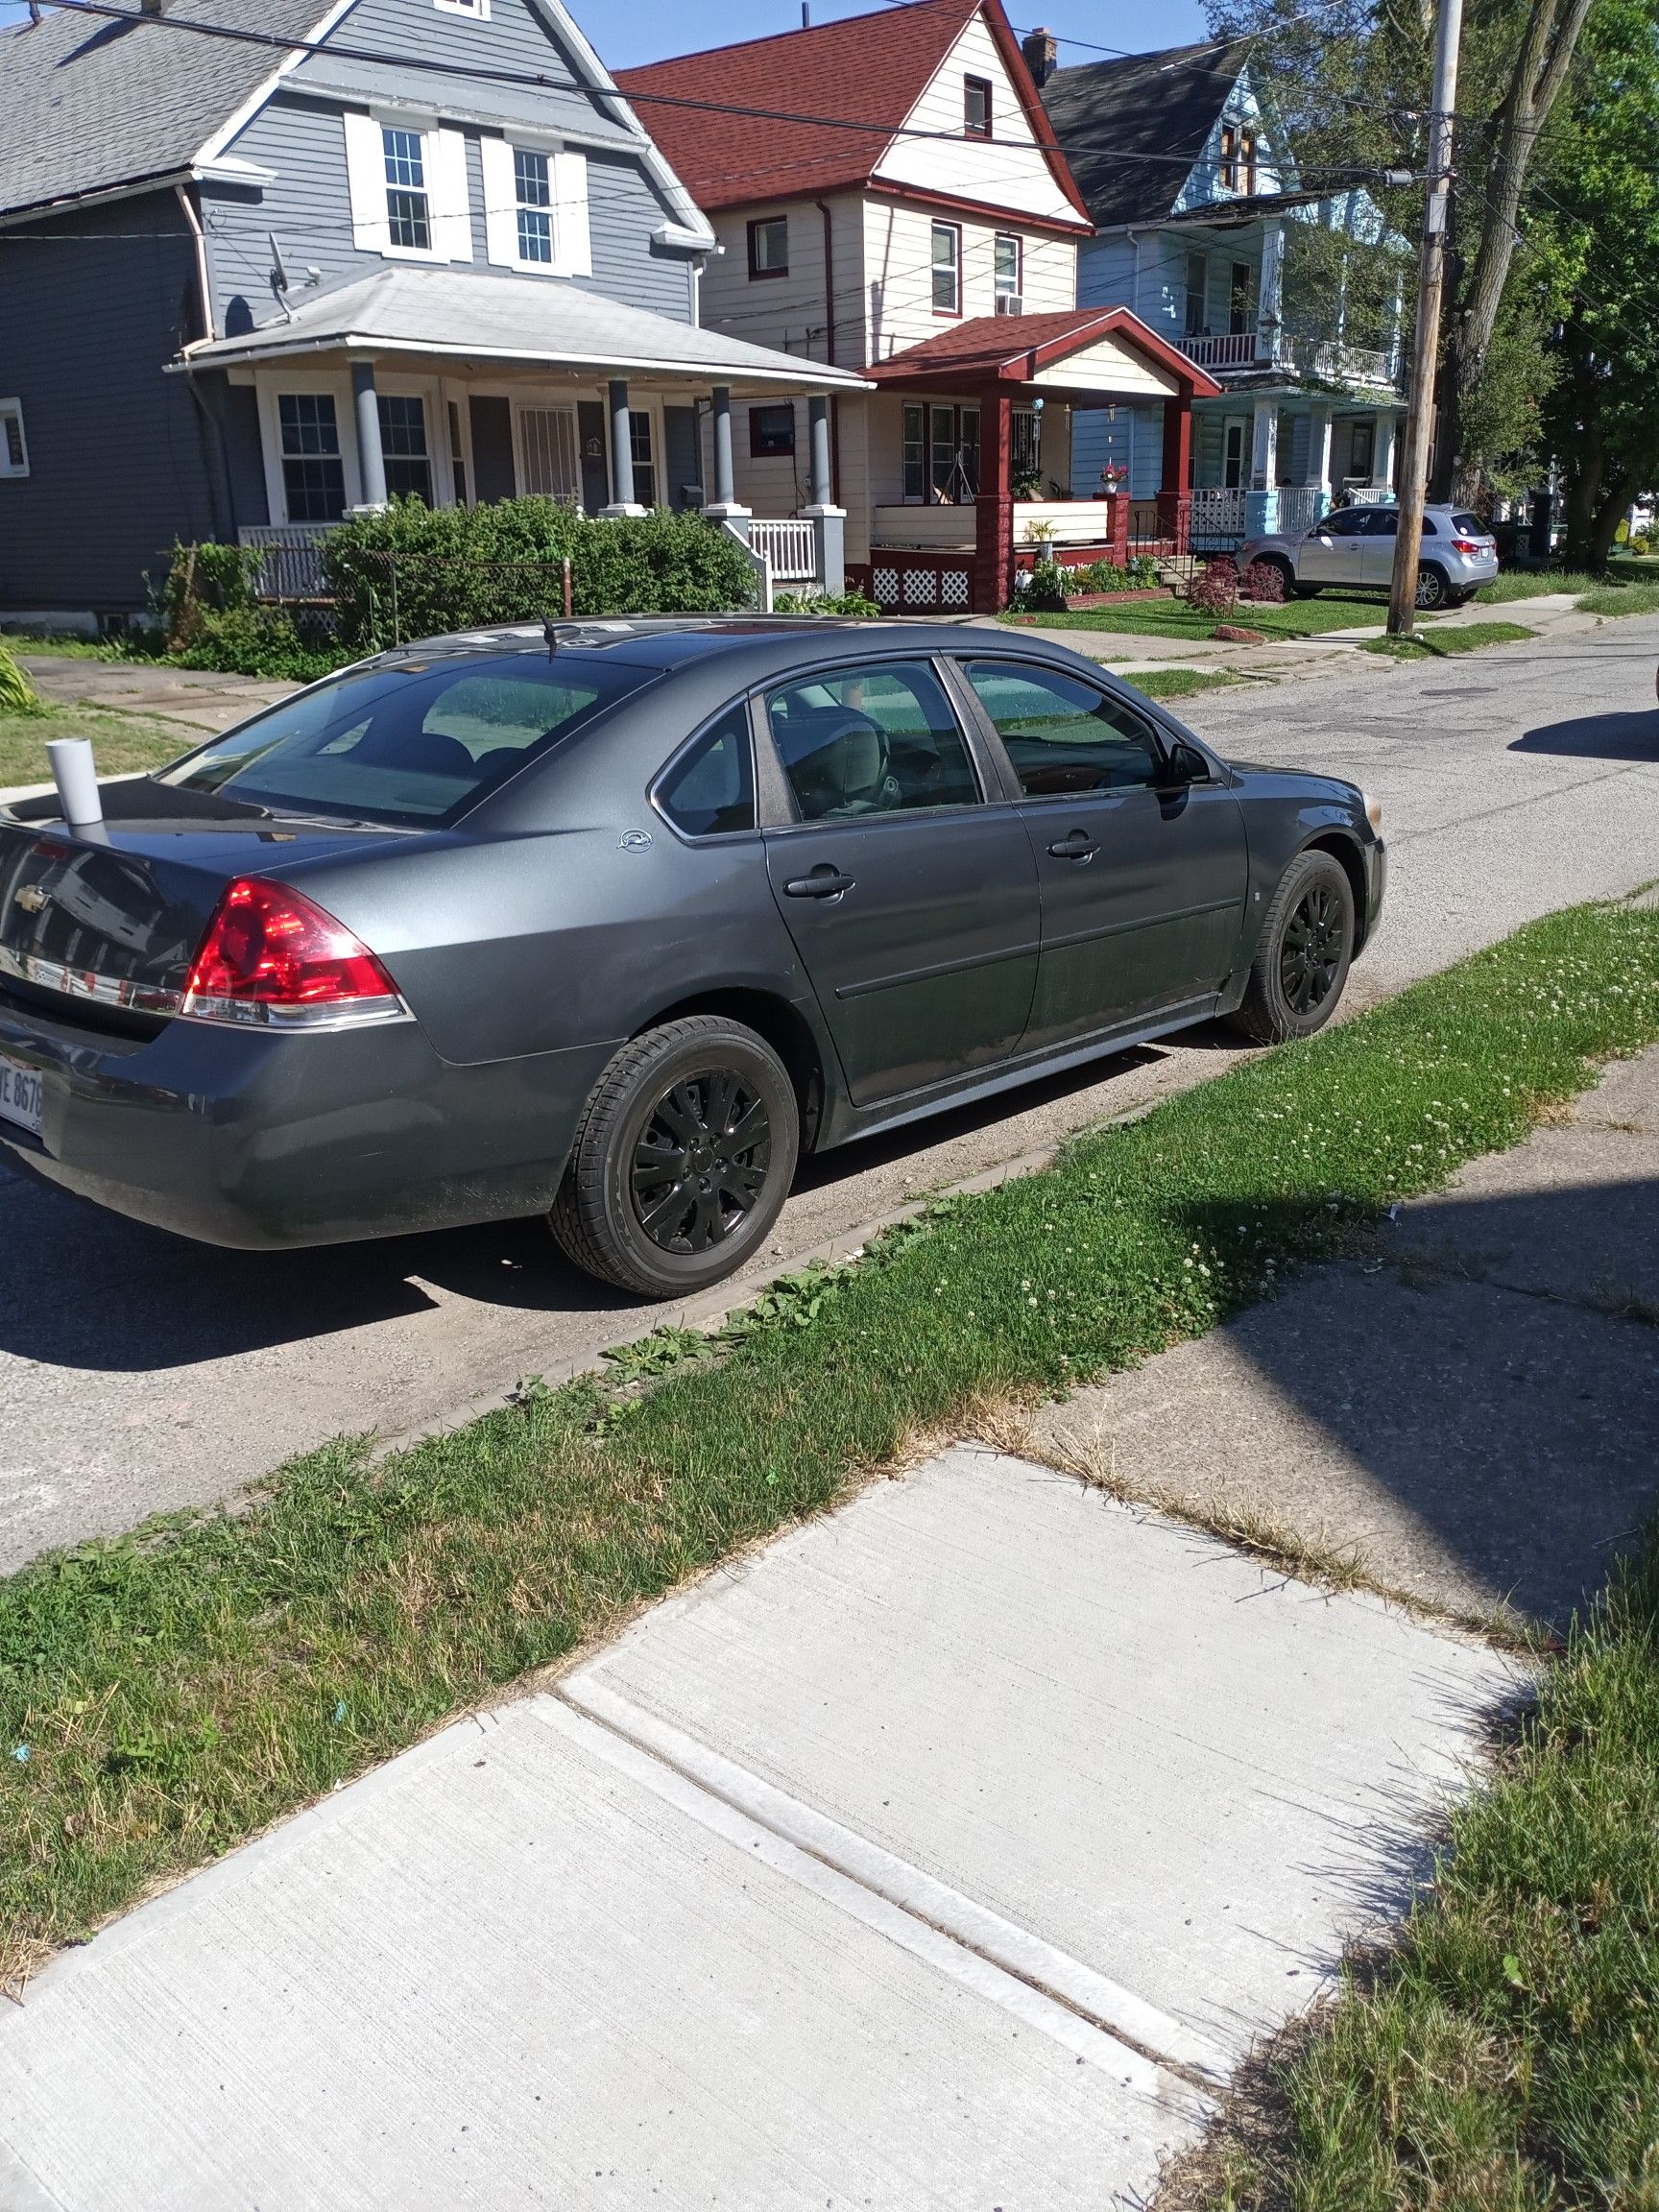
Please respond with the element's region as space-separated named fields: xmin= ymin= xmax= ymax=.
xmin=615 ymin=0 xmax=1089 ymax=224
xmin=867 ymin=306 xmax=1223 ymax=394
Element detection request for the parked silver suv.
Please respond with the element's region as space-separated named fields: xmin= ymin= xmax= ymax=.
xmin=1238 ymin=503 xmax=1500 ymax=610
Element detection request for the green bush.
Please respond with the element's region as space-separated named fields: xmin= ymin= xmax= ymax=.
xmin=1070 ymin=559 xmax=1129 ymax=594
xmin=1019 ymin=556 xmax=1070 ymax=612
xmin=171 ymin=608 xmax=340 ymax=684
xmin=773 ymin=588 xmax=882 ymax=616
xmin=0 ymin=640 xmax=44 ymax=716
xmin=320 ymin=496 xmax=758 ymax=651
xmin=1126 ymin=554 xmax=1161 ymax=590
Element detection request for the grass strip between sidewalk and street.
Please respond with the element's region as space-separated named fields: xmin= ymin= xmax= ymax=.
xmin=1184 ymin=1528 xmax=1659 ymax=2209
xmin=3 ymin=901 xmax=1659 ymax=1995
xmin=1118 ymin=666 xmax=1245 ymax=701
xmin=1359 ymin=622 xmax=1537 ymax=661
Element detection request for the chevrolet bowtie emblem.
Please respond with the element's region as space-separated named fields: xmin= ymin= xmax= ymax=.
xmin=14 ymin=885 xmax=48 ymax=914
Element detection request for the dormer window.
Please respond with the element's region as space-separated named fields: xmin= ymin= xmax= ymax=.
xmin=434 ymin=0 xmax=490 ymax=16
xmin=1219 ymin=121 xmax=1258 ymax=195
xmin=964 ymin=75 xmax=993 ymax=137
xmin=382 ymin=128 xmax=431 ymax=251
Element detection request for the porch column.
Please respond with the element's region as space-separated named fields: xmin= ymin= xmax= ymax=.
xmin=1247 ymin=395 xmax=1279 ymax=537
xmin=1256 ymin=224 xmax=1285 ymax=368
xmin=802 ymin=393 xmax=845 ymax=596
xmin=349 ymin=359 xmax=388 ymax=511
xmin=1374 ymin=411 xmax=1398 ymax=491
xmin=1307 ymin=402 xmax=1334 ymax=519
xmin=603 ymin=378 xmax=644 ymax=517
xmin=705 ymin=385 xmax=751 ymax=539
xmin=974 ymin=387 xmax=1014 ymax=613
xmin=1156 ymin=391 xmax=1192 ymax=552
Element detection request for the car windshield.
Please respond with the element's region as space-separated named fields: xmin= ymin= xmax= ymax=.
xmin=157 ymin=651 xmax=657 ymax=826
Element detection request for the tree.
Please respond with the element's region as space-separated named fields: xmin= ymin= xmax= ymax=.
xmin=1532 ymin=0 xmax=1659 ymax=564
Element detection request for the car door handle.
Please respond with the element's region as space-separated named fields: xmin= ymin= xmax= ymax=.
xmin=783 ymin=866 xmax=856 ymax=899
xmin=1046 ymin=830 xmax=1099 ymax=861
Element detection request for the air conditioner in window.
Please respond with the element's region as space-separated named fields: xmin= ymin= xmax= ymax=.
xmin=995 ymin=293 xmax=1024 ymax=316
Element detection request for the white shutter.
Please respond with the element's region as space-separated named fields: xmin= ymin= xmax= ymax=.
xmin=553 ymin=149 xmax=590 ymax=276
xmin=343 ymin=109 xmax=391 ymax=254
xmin=430 ymin=129 xmax=474 ymax=262
xmin=478 ymin=134 xmax=518 ymax=267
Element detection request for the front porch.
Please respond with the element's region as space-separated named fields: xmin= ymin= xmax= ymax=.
xmin=840 ymin=307 xmax=1219 ymax=614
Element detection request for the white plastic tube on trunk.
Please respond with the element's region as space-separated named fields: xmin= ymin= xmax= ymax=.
xmin=46 ymin=738 xmax=103 ymax=828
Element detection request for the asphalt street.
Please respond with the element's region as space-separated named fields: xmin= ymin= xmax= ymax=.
xmin=3 ymin=613 xmax=1656 ymax=1569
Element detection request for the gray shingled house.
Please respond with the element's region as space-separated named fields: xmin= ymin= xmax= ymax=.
xmin=0 ymin=0 xmax=866 ymax=626
xmin=1029 ymin=34 xmax=1407 ymax=549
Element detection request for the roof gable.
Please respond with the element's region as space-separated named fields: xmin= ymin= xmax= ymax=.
xmin=614 ymin=0 xmax=1086 ymax=224
xmin=1040 ymin=39 xmax=1253 ymax=230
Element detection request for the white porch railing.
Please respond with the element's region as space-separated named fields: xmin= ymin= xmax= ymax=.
xmin=1189 ymin=488 xmax=1248 ymax=544
xmin=1286 ymin=337 xmax=1399 ymax=390
xmin=1274 ymin=486 xmax=1325 ymax=534
xmin=238 ymin=522 xmax=338 ymax=599
xmin=1177 ymin=331 xmax=1260 ymax=370
xmin=748 ymin=517 xmax=817 ymax=584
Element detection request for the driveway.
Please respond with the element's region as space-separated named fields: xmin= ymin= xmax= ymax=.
xmin=3 ymin=616 xmax=1657 ymax=1570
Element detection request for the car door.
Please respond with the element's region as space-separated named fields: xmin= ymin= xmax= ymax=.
xmin=953 ymin=659 xmax=1249 ymax=1053
xmin=1357 ymin=505 xmax=1399 ymax=586
xmin=758 ymin=656 xmax=1039 ymax=1108
xmin=1298 ymin=506 xmax=1368 ymax=585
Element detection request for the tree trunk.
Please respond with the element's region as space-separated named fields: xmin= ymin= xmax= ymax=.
xmin=1429 ymin=0 xmax=1594 ymax=498
xmin=1560 ymin=343 xmax=1605 ymax=568
xmin=1589 ymin=472 xmax=1634 ymax=572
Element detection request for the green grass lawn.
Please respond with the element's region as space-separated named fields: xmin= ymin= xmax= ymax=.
xmin=999 ymin=588 xmax=1399 ymax=642
xmin=3 ymin=899 xmax=1658 ymax=1994
xmin=0 ymin=632 xmax=163 ymax=661
xmin=1196 ymin=1528 xmax=1659 ymax=2208
xmin=0 ymin=705 xmax=198 ymax=788
xmin=1360 ymin=621 xmax=1537 ymax=660
xmin=1119 ymin=666 xmax=1245 ymax=701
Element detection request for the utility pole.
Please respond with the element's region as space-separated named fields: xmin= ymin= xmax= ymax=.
xmin=1387 ymin=0 xmax=1464 ymax=636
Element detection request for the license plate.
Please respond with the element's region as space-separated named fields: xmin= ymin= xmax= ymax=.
xmin=0 ymin=1052 xmax=43 ymax=1139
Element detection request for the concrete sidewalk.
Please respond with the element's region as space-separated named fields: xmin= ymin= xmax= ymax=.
xmin=13 ymin=1069 xmax=1653 ymax=2205
xmin=17 ymin=652 xmax=294 ymax=733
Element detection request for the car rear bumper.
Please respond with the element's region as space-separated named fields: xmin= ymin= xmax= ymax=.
xmin=0 ymin=992 xmax=617 ymax=1248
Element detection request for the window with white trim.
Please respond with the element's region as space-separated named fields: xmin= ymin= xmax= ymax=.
xmin=382 ymin=127 xmax=431 ymax=252
xmin=931 ymin=222 xmax=961 ymax=314
xmin=277 ymin=394 xmax=345 ymax=523
xmin=514 ymin=148 xmax=554 ymax=264
xmin=0 ymin=400 xmax=28 ymax=479
xmin=378 ymin=395 xmax=432 ymax=503
xmin=434 ymin=0 xmax=489 ymax=14
xmin=994 ymin=233 xmax=1022 ymax=301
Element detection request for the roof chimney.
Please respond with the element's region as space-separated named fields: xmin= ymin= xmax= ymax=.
xmin=1022 ymin=26 xmax=1057 ymax=87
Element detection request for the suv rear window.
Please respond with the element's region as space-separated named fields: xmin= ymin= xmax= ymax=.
xmin=158 ymin=652 xmax=655 ymax=826
xmin=1451 ymin=512 xmax=1486 ymax=535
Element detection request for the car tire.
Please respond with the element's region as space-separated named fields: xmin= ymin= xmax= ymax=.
xmin=1227 ymin=849 xmax=1355 ymax=1045
xmin=1291 ymin=580 xmax=1321 ymax=599
xmin=1415 ymin=564 xmax=1451 ymax=611
xmin=1259 ymin=555 xmax=1296 ymax=597
xmin=549 ymin=1015 xmax=800 ymax=1298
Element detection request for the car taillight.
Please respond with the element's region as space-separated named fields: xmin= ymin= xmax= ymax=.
xmin=1452 ymin=538 xmax=1484 ymax=554
xmin=181 ymin=877 xmax=407 ymax=1029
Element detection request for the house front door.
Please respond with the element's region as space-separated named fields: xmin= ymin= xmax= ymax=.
xmin=1222 ymin=418 xmax=1249 ymax=489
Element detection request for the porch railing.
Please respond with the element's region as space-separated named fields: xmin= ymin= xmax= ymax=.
xmin=1285 ymin=337 xmax=1399 ymax=390
xmin=1189 ymin=488 xmax=1249 ymax=550
xmin=238 ymin=523 xmax=339 ymax=600
xmin=1274 ymin=486 xmax=1325 ymax=535
xmin=748 ymin=517 xmax=817 ymax=585
xmin=1176 ymin=331 xmax=1259 ymax=370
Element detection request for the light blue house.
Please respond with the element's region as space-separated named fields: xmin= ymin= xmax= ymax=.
xmin=1030 ymin=35 xmax=1408 ymax=547
xmin=0 ymin=0 xmax=863 ymax=624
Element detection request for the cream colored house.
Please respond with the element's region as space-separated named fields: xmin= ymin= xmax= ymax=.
xmin=618 ymin=0 xmax=1217 ymax=612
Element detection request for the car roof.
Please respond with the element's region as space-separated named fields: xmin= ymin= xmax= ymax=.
xmin=355 ymin=616 xmax=1094 ymax=681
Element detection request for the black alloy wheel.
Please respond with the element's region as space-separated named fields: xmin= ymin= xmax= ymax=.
xmin=630 ymin=1070 xmax=772 ymax=1255
xmin=1228 ymin=848 xmax=1356 ymax=1044
xmin=550 ymin=1014 xmax=800 ymax=1297
xmin=1278 ymin=879 xmax=1346 ymax=1016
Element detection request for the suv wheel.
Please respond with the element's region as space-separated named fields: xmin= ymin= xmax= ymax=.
xmin=1415 ymin=563 xmax=1451 ymax=611
xmin=1227 ymin=849 xmax=1355 ymax=1044
xmin=550 ymin=1016 xmax=800 ymax=1297
xmin=1258 ymin=554 xmax=1296 ymax=597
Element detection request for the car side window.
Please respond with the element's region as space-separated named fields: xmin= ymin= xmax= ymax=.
xmin=1361 ymin=509 xmax=1398 ymax=537
xmin=960 ymin=661 xmax=1164 ymax=800
xmin=764 ymin=660 xmax=981 ymax=822
xmin=1324 ymin=509 xmax=1369 ymax=536
xmin=656 ymin=706 xmax=756 ymax=838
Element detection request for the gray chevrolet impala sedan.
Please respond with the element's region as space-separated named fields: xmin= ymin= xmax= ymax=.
xmin=0 ymin=619 xmax=1384 ymax=1297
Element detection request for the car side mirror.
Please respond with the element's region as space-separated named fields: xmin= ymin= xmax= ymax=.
xmin=1159 ymin=740 xmax=1211 ymax=789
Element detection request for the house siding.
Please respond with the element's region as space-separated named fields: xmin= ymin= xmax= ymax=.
xmin=0 ymin=194 xmax=228 ymax=616
xmin=208 ymin=89 xmax=691 ymax=333
xmin=863 ymin=198 xmax=1073 ymax=362
xmin=871 ymin=10 xmax=1079 ymax=225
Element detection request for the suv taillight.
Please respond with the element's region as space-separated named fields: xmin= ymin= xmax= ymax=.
xmin=182 ymin=877 xmax=407 ymax=1029
xmin=1451 ymin=537 xmax=1483 ymax=554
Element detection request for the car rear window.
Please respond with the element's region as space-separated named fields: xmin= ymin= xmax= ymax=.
xmin=1451 ymin=512 xmax=1487 ymax=536
xmin=157 ymin=653 xmax=656 ymax=826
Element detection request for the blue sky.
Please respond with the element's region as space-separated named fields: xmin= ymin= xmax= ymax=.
xmin=0 ymin=0 xmax=1211 ymax=71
